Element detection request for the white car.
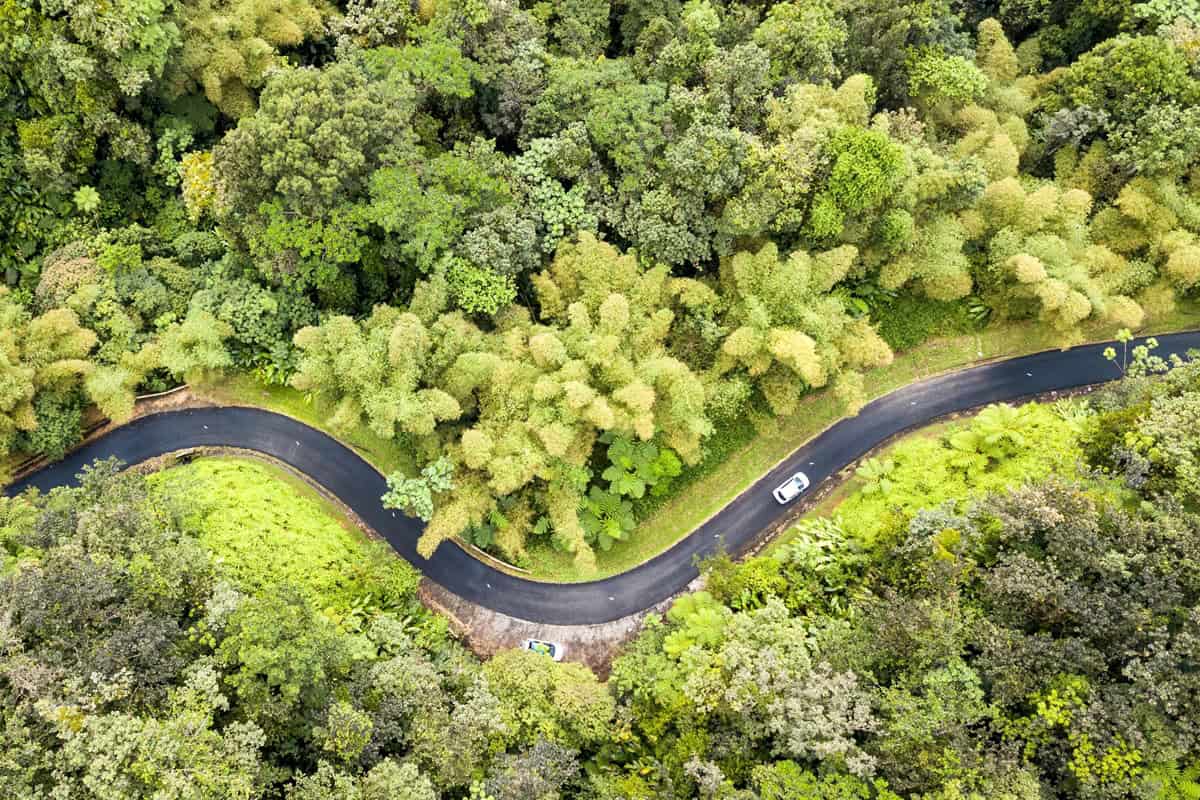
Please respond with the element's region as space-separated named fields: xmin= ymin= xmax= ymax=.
xmin=772 ymin=471 xmax=811 ymax=504
xmin=522 ymin=639 xmax=565 ymax=661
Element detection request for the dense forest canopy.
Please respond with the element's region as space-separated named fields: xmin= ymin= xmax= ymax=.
xmin=4 ymin=334 xmax=1200 ymax=799
xmin=6 ymin=0 xmax=1200 ymax=568
xmin=4 ymin=0 xmax=1200 ymax=796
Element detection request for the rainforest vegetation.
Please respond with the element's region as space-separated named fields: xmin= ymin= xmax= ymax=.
xmin=4 ymin=334 xmax=1200 ymax=800
xmin=4 ymin=0 xmax=1200 ymax=567
xmin=4 ymin=0 xmax=1200 ymax=796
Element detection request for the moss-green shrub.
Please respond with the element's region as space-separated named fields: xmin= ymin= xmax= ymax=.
xmin=701 ymin=551 xmax=787 ymax=611
xmin=150 ymin=458 xmax=421 ymax=619
xmin=834 ymin=403 xmax=1083 ymax=542
xmin=872 ymin=294 xmax=973 ymax=351
xmin=1079 ymin=401 xmax=1148 ymax=472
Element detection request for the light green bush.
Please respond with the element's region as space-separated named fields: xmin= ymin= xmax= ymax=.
xmin=150 ymin=458 xmax=421 ymax=621
xmin=835 ymin=402 xmax=1083 ymax=542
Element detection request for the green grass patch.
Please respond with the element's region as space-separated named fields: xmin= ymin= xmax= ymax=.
xmin=149 ymin=457 xmax=421 ymax=618
xmin=194 ymin=375 xmax=416 ymax=476
xmin=522 ymin=302 xmax=1200 ymax=582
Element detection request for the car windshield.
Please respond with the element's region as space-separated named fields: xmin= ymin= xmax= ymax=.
xmin=530 ymin=642 xmax=552 ymax=656
xmin=775 ymin=474 xmax=806 ymax=501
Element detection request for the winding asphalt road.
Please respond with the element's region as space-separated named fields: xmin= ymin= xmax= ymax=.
xmin=7 ymin=332 xmax=1200 ymax=624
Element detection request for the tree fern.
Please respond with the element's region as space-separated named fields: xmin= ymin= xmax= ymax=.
xmin=855 ymin=456 xmax=896 ymax=495
xmin=1144 ymin=760 xmax=1200 ymax=800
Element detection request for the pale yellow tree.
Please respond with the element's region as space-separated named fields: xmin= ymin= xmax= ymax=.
xmin=0 ymin=289 xmax=97 ymax=457
xmin=419 ymin=234 xmax=712 ymax=569
xmin=715 ymin=242 xmax=892 ymax=416
xmin=878 ymin=215 xmax=975 ymax=300
xmin=179 ymin=151 xmax=217 ymax=222
xmin=976 ymin=18 xmax=1019 ymax=84
xmin=292 ymin=305 xmax=464 ymax=440
xmin=84 ymin=343 xmax=162 ymax=422
xmin=167 ymin=0 xmax=331 ymax=118
xmin=1089 ymin=177 xmax=1200 ymax=317
xmin=965 ymin=178 xmax=1148 ymax=343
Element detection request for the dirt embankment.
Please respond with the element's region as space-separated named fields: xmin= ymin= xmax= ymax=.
xmin=417 ymin=576 xmax=701 ymax=679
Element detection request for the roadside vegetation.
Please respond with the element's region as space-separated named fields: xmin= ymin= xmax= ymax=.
xmin=629 ymin=344 xmax=1200 ymax=800
xmin=148 ymin=457 xmax=426 ymax=624
xmin=797 ymin=398 xmax=1085 ymax=544
xmin=3 ymin=0 xmax=1200 ymax=580
xmin=526 ymin=302 xmax=1200 ymax=580
xmin=4 ymin=311 xmax=1200 ymax=800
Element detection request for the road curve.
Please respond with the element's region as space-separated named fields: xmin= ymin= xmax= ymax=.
xmin=7 ymin=332 xmax=1200 ymax=624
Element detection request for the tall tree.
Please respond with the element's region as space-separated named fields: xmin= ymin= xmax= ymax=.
xmin=213 ymin=57 xmax=419 ymax=297
xmin=714 ymin=242 xmax=892 ymax=415
xmin=0 ymin=288 xmax=96 ymax=457
xmin=167 ymin=0 xmax=331 ymax=118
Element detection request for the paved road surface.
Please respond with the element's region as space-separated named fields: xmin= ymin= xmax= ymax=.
xmin=8 ymin=332 xmax=1200 ymax=624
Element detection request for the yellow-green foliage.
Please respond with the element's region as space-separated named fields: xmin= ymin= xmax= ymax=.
xmin=832 ymin=402 xmax=1083 ymax=542
xmin=482 ymin=649 xmax=616 ymax=749
xmin=1078 ymin=176 xmax=1200 ymax=321
xmin=969 ymin=178 xmax=1150 ymax=343
xmin=0 ymin=288 xmax=97 ymax=457
xmin=149 ymin=458 xmax=421 ymax=617
xmin=169 ymin=0 xmax=331 ymax=118
xmin=952 ymin=104 xmax=1027 ymax=180
xmin=433 ymin=234 xmax=712 ymax=567
xmin=878 ymin=214 xmax=974 ymax=301
xmin=715 ymin=242 xmax=893 ymax=416
xmin=293 ymin=234 xmax=714 ymax=570
xmin=976 ymin=18 xmax=1019 ymax=84
xmin=179 ymin=150 xmax=217 ymax=221
xmin=725 ymin=74 xmax=876 ymax=236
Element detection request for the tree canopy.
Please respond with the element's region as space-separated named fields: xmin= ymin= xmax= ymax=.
xmin=2 ymin=13 xmax=1200 ymax=792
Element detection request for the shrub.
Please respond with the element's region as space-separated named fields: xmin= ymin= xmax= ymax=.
xmin=872 ymin=293 xmax=972 ymax=351
xmin=150 ymin=459 xmax=423 ymax=621
xmin=18 ymin=391 xmax=84 ymax=460
xmin=701 ymin=552 xmax=787 ymax=611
